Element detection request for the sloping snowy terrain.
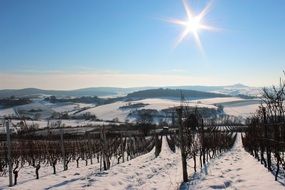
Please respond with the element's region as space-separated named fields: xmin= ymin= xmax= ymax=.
xmin=188 ymin=134 xmax=284 ymax=190
xmin=0 ymin=102 xmax=95 ymax=119
xmin=77 ymin=97 xmax=251 ymax=122
xmin=189 ymin=97 xmax=244 ymax=105
xmin=77 ymin=101 xmax=131 ymax=122
xmin=0 ymin=96 xmax=260 ymax=123
xmin=1 ymin=137 xmax=184 ymax=190
xmin=51 ymin=103 xmax=94 ymax=113
xmin=66 ymin=136 xmax=183 ymax=190
xmin=0 ymin=108 xmax=16 ymax=117
xmin=0 ymin=160 xmax=97 ymax=190
xmin=1 ymin=135 xmax=284 ymax=190
xmin=134 ymin=98 xmax=217 ymax=110
xmin=223 ymin=104 xmax=259 ymax=117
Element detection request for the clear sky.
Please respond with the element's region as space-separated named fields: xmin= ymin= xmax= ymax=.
xmin=0 ymin=0 xmax=285 ymax=89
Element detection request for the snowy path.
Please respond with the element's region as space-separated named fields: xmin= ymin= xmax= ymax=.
xmin=191 ymin=134 xmax=284 ymax=190
xmin=3 ymin=134 xmax=283 ymax=190
xmin=66 ymin=136 xmax=183 ymax=190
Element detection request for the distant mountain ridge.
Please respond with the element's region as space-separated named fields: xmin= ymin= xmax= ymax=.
xmin=0 ymin=88 xmax=122 ymax=98
xmin=0 ymin=84 xmax=261 ymax=98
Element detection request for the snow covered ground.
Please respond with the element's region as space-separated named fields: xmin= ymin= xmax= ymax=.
xmin=77 ymin=101 xmax=131 ymax=122
xmin=76 ymin=97 xmax=260 ymax=122
xmin=223 ymin=103 xmax=259 ymax=117
xmin=64 ymin=136 xmax=183 ymax=190
xmin=0 ymin=160 xmax=97 ymax=190
xmin=134 ymin=98 xmax=217 ymax=110
xmin=189 ymin=97 xmax=244 ymax=105
xmin=188 ymin=134 xmax=284 ymax=190
xmin=0 ymin=108 xmax=16 ymax=117
xmin=0 ymin=97 xmax=260 ymax=123
xmin=77 ymin=98 xmax=219 ymax=122
xmin=1 ymin=137 xmax=184 ymax=190
xmin=0 ymin=102 xmax=95 ymax=119
xmin=1 ymin=135 xmax=284 ymax=190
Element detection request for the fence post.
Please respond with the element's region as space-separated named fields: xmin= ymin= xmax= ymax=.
xmin=6 ymin=120 xmax=13 ymax=187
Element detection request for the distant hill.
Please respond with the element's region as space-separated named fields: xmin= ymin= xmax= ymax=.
xmin=0 ymin=83 xmax=260 ymax=98
xmin=168 ymin=84 xmax=260 ymax=97
xmin=0 ymin=88 xmax=124 ymax=98
xmin=126 ymin=88 xmax=230 ymax=99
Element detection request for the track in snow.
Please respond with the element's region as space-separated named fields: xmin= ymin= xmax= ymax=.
xmin=189 ymin=134 xmax=284 ymax=190
xmin=67 ymin=136 xmax=183 ymax=190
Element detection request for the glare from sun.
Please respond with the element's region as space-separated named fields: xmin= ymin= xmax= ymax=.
xmin=185 ymin=17 xmax=201 ymax=33
xmin=167 ymin=0 xmax=217 ymax=51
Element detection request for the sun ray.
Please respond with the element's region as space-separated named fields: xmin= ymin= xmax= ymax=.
xmin=166 ymin=0 xmax=219 ymax=51
xmin=182 ymin=0 xmax=194 ymax=19
xmin=175 ymin=28 xmax=192 ymax=48
xmin=193 ymin=31 xmax=203 ymax=53
xmin=197 ymin=0 xmax=213 ymax=21
xmin=199 ymin=24 xmax=220 ymax=31
xmin=166 ymin=18 xmax=187 ymax=26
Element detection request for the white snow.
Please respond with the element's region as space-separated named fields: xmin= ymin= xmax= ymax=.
xmin=78 ymin=98 xmax=219 ymax=122
xmin=78 ymin=101 xmax=132 ymax=122
xmin=0 ymin=137 xmax=184 ymax=190
xmin=1 ymin=135 xmax=284 ymax=190
xmin=190 ymin=134 xmax=284 ymax=190
xmin=0 ymin=160 xmax=99 ymax=190
xmin=134 ymin=98 xmax=217 ymax=110
xmin=51 ymin=103 xmax=95 ymax=113
xmin=0 ymin=108 xmax=16 ymax=117
xmin=223 ymin=103 xmax=260 ymax=117
xmin=13 ymin=103 xmax=55 ymax=119
xmin=0 ymin=97 xmax=261 ymax=122
xmin=66 ymin=137 xmax=183 ymax=190
xmin=190 ymin=97 xmax=243 ymax=105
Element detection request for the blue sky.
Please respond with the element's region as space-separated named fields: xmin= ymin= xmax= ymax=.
xmin=0 ymin=0 xmax=285 ymax=89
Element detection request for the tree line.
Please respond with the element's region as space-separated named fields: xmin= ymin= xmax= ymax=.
xmin=242 ymin=73 xmax=285 ymax=181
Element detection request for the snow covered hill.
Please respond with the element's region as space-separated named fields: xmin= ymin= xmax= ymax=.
xmin=0 ymin=96 xmax=260 ymax=130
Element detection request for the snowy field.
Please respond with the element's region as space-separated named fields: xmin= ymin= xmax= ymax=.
xmin=60 ymin=136 xmax=184 ymax=190
xmin=0 ymin=102 xmax=96 ymax=119
xmin=0 ymin=108 xmax=16 ymax=117
xmin=134 ymin=98 xmax=217 ymax=110
xmin=0 ymin=97 xmax=260 ymax=123
xmin=77 ymin=101 xmax=131 ymax=122
xmin=189 ymin=97 xmax=244 ymax=105
xmin=1 ymin=135 xmax=284 ymax=190
xmin=0 ymin=97 xmax=261 ymax=134
xmin=189 ymin=134 xmax=284 ymax=190
xmin=0 ymin=137 xmax=185 ymax=190
xmin=77 ymin=97 xmax=259 ymax=122
xmin=223 ymin=103 xmax=259 ymax=117
xmin=76 ymin=98 xmax=218 ymax=122
xmin=51 ymin=103 xmax=92 ymax=113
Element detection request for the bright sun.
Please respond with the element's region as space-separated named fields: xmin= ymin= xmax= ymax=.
xmin=167 ymin=0 xmax=217 ymax=51
xmin=185 ymin=17 xmax=202 ymax=33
